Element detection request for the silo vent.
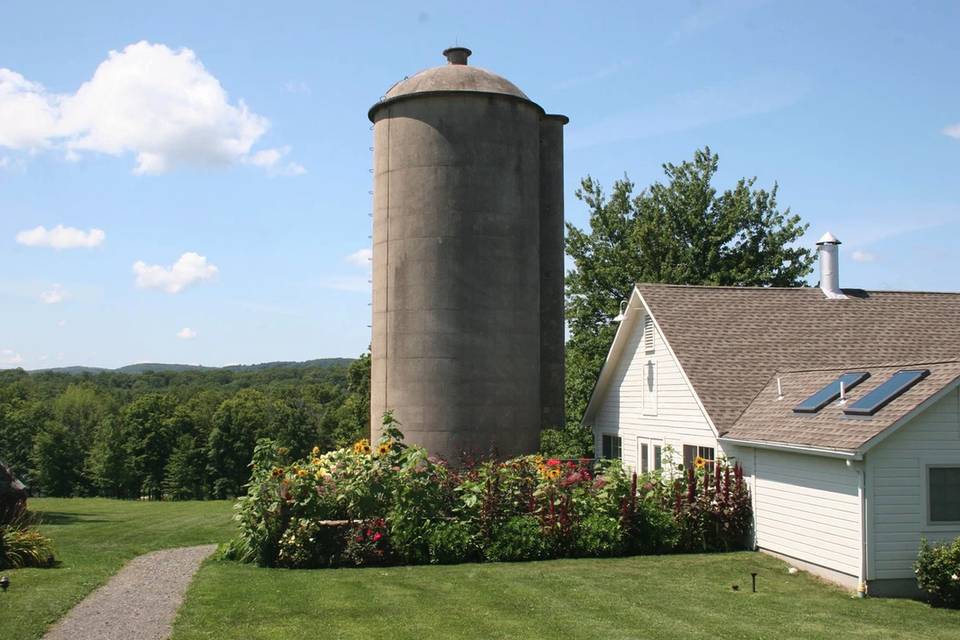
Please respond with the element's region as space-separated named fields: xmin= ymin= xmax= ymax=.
xmin=443 ymin=46 xmax=472 ymax=65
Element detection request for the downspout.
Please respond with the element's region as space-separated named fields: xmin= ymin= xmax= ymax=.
xmin=848 ymin=458 xmax=867 ymax=597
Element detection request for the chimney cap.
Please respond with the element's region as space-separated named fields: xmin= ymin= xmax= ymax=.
xmin=442 ymin=47 xmax=472 ymax=65
xmin=816 ymin=231 xmax=841 ymax=246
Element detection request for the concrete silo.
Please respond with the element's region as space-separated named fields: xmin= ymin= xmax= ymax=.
xmin=368 ymin=47 xmax=567 ymax=461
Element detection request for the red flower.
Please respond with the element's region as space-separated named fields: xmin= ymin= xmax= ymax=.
xmin=372 ymin=532 xmax=383 ymax=542
xmin=547 ymin=458 xmax=560 ymax=467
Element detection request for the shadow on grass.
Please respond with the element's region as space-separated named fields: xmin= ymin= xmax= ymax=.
xmin=32 ymin=511 xmax=112 ymax=525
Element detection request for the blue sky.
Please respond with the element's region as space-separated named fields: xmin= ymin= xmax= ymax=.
xmin=1 ymin=1 xmax=958 ymax=370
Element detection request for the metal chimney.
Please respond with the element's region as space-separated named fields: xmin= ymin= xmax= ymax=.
xmin=816 ymin=232 xmax=846 ymax=299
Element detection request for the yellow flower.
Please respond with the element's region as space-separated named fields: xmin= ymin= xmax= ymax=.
xmin=377 ymin=442 xmax=392 ymax=456
xmin=311 ymin=446 xmax=321 ymax=456
xmin=271 ymin=467 xmax=285 ymax=478
xmin=315 ymin=469 xmax=328 ymax=480
xmin=297 ymin=469 xmax=308 ymax=478
xmin=694 ymin=456 xmax=706 ymax=470
xmin=311 ymin=458 xmax=322 ymax=466
xmin=353 ymin=439 xmax=371 ymax=455
xmin=547 ymin=467 xmax=561 ymax=480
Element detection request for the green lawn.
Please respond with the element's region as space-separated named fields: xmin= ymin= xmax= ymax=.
xmin=1 ymin=498 xmax=235 ymax=640
xmin=174 ymin=552 xmax=959 ymax=640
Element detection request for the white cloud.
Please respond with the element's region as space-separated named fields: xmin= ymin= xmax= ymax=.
xmin=40 ymin=283 xmax=67 ymax=304
xmin=133 ymin=252 xmax=218 ymax=293
xmin=16 ymin=224 xmax=105 ymax=249
xmin=177 ymin=327 xmax=197 ymax=340
xmin=943 ymin=123 xmax=960 ymax=139
xmin=244 ymin=145 xmax=306 ymax=176
xmin=346 ymin=248 xmax=372 ymax=267
xmin=851 ymin=249 xmax=876 ymax=263
xmin=0 ymin=349 xmax=23 ymax=366
xmin=0 ymin=41 xmax=302 ymax=175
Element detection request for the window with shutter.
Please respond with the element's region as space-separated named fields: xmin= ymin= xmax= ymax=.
xmin=643 ymin=316 xmax=655 ymax=354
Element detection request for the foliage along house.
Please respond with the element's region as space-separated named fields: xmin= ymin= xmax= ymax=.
xmin=582 ymin=233 xmax=960 ymax=596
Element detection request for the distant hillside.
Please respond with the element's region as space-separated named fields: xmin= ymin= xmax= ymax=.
xmin=33 ymin=358 xmax=354 ymax=375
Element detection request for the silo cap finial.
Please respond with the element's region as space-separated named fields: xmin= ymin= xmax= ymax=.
xmin=443 ymin=46 xmax=472 ymax=65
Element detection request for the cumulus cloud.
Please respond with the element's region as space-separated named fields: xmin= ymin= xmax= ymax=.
xmin=133 ymin=252 xmax=218 ymax=293
xmin=40 ymin=283 xmax=67 ymax=304
xmin=346 ymin=248 xmax=372 ymax=267
xmin=0 ymin=41 xmax=303 ymax=175
xmin=16 ymin=224 xmax=105 ymax=249
xmin=177 ymin=327 xmax=197 ymax=340
xmin=851 ymin=250 xmax=876 ymax=263
xmin=943 ymin=123 xmax=960 ymax=139
xmin=244 ymin=145 xmax=306 ymax=176
xmin=1 ymin=349 xmax=23 ymax=366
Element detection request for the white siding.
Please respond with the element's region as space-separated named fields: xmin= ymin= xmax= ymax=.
xmin=753 ymin=449 xmax=862 ymax=577
xmin=867 ymin=387 xmax=960 ymax=580
xmin=591 ymin=312 xmax=719 ymax=472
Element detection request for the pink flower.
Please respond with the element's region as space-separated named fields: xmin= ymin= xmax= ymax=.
xmin=373 ymin=532 xmax=383 ymax=542
xmin=547 ymin=458 xmax=560 ymax=467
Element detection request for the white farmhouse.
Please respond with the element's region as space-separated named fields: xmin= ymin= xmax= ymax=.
xmin=583 ymin=233 xmax=960 ymax=597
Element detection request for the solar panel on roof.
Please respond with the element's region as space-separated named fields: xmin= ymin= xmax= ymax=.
xmin=843 ymin=369 xmax=930 ymax=416
xmin=793 ymin=372 xmax=871 ymax=413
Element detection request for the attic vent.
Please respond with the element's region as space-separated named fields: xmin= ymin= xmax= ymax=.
xmin=643 ymin=316 xmax=655 ymax=354
xmin=843 ymin=369 xmax=930 ymax=416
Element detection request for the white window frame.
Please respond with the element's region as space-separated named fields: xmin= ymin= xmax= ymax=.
xmin=600 ymin=432 xmax=623 ymax=460
xmin=637 ymin=437 xmax=664 ymax=474
xmin=924 ymin=463 xmax=960 ymax=527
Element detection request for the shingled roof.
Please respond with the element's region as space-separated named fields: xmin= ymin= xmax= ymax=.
xmin=634 ymin=284 xmax=960 ymax=435
xmin=723 ymin=361 xmax=960 ymax=452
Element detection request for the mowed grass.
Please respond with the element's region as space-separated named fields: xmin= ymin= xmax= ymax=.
xmin=174 ymin=552 xmax=960 ymax=640
xmin=2 ymin=498 xmax=235 ymax=640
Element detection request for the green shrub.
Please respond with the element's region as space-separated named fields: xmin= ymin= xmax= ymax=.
xmin=428 ymin=520 xmax=479 ymax=564
xmin=485 ymin=515 xmax=549 ymax=562
xmin=915 ymin=537 xmax=960 ymax=607
xmin=0 ymin=524 xmax=55 ymax=569
xmin=574 ymin=512 xmax=624 ymax=557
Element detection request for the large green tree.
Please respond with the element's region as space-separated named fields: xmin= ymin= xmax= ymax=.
xmin=564 ymin=147 xmax=814 ymax=432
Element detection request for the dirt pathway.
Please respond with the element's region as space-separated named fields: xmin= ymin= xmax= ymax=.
xmin=43 ymin=544 xmax=217 ymax=640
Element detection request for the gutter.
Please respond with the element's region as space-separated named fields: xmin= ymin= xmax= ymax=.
xmin=718 ymin=437 xmax=862 ymax=460
xmin=848 ymin=459 xmax=868 ymax=597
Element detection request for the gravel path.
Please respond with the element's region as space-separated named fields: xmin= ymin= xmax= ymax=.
xmin=43 ymin=544 xmax=217 ymax=640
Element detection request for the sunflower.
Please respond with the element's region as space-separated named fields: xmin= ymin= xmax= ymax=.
xmin=311 ymin=457 xmax=322 ymax=466
xmin=694 ymin=456 xmax=706 ymax=470
xmin=271 ymin=467 xmax=285 ymax=478
xmin=296 ymin=468 xmax=308 ymax=478
xmin=547 ymin=466 xmax=562 ymax=480
xmin=353 ymin=439 xmax=371 ymax=455
xmin=311 ymin=446 xmax=321 ymax=456
xmin=377 ymin=442 xmax=392 ymax=456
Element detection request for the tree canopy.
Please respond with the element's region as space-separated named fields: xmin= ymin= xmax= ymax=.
xmin=564 ymin=147 xmax=815 ymax=434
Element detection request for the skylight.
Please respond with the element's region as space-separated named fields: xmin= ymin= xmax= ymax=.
xmin=843 ymin=369 xmax=930 ymax=417
xmin=793 ymin=372 xmax=870 ymax=414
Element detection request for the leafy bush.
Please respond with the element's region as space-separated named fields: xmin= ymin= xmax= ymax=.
xmin=485 ymin=515 xmax=549 ymax=562
xmin=228 ymin=418 xmax=751 ymax=568
xmin=0 ymin=522 xmax=55 ymax=570
xmin=427 ymin=520 xmax=479 ymax=564
xmin=915 ymin=537 xmax=960 ymax=607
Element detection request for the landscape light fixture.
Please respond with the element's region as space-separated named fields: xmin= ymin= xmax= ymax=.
xmin=613 ymin=300 xmax=628 ymax=322
xmin=0 ymin=575 xmax=9 ymax=592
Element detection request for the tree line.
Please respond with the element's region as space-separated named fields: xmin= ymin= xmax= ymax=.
xmin=0 ymin=355 xmax=370 ymax=499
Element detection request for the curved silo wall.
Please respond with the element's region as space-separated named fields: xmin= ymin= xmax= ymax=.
xmin=370 ymin=94 xmax=543 ymax=461
xmin=538 ymin=115 xmax=566 ymax=430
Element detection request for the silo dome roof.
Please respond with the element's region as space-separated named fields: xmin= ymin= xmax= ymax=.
xmin=370 ymin=47 xmax=536 ymax=120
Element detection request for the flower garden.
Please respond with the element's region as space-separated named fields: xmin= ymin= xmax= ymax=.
xmin=225 ymin=415 xmax=752 ymax=568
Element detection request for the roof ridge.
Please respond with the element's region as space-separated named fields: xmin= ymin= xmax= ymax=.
xmin=773 ymin=359 xmax=960 ymax=375
xmin=634 ymin=282 xmax=960 ymax=295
